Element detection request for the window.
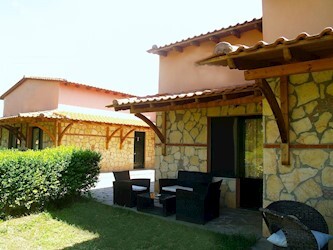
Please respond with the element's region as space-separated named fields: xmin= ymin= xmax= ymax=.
xmin=31 ymin=127 xmax=43 ymax=150
xmin=239 ymin=117 xmax=263 ymax=179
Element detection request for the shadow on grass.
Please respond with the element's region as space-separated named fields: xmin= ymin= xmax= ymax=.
xmin=48 ymin=197 xmax=257 ymax=250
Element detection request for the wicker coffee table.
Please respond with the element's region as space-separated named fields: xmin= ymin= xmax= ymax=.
xmin=137 ymin=192 xmax=176 ymax=216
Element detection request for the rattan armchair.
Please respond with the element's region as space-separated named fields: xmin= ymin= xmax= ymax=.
xmin=261 ymin=200 xmax=330 ymax=250
xmin=113 ymin=170 xmax=150 ymax=207
xmin=176 ymin=180 xmax=222 ymax=224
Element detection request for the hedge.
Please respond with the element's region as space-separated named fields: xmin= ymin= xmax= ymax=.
xmin=0 ymin=146 xmax=101 ymax=217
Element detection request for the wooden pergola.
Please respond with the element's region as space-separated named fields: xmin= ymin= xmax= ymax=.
xmin=196 ymin=27 xmax=333 ymax=164
xmin=0 ymin=111 xmax=149 ymax=150
xmin=110 ymin=83 xmax=263 ymax=145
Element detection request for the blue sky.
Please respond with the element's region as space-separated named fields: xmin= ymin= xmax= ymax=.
xmin=0 ymin=0 xmax=262 ymax=115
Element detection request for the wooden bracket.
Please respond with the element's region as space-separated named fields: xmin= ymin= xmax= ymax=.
xmin=135 ymin=113 xmax=166 ymax=155
xmin=281 ymin=143 xmax=290 ymax=165
xmin=256 ymin=79 xmax=288 ymax=144
xmin=120 ymin=128 xmax=135 ymax=149
xmin=106 ymin=126 xmax=122 ymax=149
xmin=1 ymin=125 xmax=27 ymax=142
xmin=280 ymin=76 xmax=290 ymax=165
xmin=57 ymin=122 xmax=74 ymax=146
xmin=135 ymin=113 xmax=165 ymax=144
xmin=161 ymin=112 xmax=166 ymax=156
xmin=29 ymin=122 xmax=57 ymax=145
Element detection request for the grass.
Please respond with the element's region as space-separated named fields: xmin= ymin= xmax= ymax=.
xmin=0 ymin=198 xmax=257 ymax=250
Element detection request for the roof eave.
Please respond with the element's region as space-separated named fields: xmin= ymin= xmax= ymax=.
xmin=147 ymin=18 xmax=262 ymax=56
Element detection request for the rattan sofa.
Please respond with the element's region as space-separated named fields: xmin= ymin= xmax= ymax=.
xmin=176 ymin=179 xmax=222 ymax=224
xmin=159 ymin=170 xmax=213 ymax=194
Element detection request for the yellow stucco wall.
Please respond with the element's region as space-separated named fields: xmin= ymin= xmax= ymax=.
xmin=158 ymin=30 xmax=263 ymax=94
xmin=262 ymin=0 xmax=333 ymax=42
xmin=3 ymin=79 xmax=59 ymax=117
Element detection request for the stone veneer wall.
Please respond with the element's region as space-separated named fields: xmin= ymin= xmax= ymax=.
xmin=0 ymin=122 xmax=54 ymax=150
xmin=0 ymin=128 xmax=9 ymax=148
xmin=263 ymin=70 xmax=333 ymax=235
xmin=60 ymin=123 xmax=155 ymax=172
xmin=155 ymin=102 xmax=262 ymax=208
xmin=0 ymin=122 xmax=155 ymax=172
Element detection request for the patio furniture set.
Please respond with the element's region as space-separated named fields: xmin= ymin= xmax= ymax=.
xmin=112 ymin=170 xmax=332 ymax=248
xmin=112 ymin=170 xmax=222 ymax=224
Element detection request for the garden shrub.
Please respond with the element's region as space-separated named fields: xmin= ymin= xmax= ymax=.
xmin=0 ymin=146 xmax=101 ymax=217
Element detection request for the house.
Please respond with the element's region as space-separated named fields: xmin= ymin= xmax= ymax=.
xmin=0 ymin=76 xmax=155 ymax=172
xmin=111 ymin=0 xmax=333 ymax=237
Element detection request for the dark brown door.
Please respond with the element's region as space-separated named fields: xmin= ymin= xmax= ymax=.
xmin=134 ymin=132 xmax=145 ymax=169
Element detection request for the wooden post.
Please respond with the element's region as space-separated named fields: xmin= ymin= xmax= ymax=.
xmin=280 ymin=76 xmax=290 ymax=165
xmin=162 ymin=112 xmax=166 ymax=156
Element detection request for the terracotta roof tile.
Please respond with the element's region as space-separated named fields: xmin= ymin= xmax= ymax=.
xmin=199 ymin=27 xmax=333 ymax=62
xmin=148 ymin=18 xmax=262 ymax=55
xmin=196 ymin=27 xmax=333 ymax=70
xmin=110 ymin=82 xmax=260 ymax=111
xmin=0 ymin=76 xmax=133 ymax=99
xmin=0 ymin=110 xmax=148 ymax=127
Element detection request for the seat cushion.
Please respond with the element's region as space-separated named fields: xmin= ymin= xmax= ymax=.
xmin=132 ymin=185 xmax=147 ymax=192
xmin=162 ymin=185 xmax=193 ymax=193
xmin=267 ymin=229 xmax=333 ymax=249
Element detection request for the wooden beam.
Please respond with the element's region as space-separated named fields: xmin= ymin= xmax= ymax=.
xmin=227 ymin=58 xmax=236 ymax=69
xmin=130 ymin=95 xmax=262 ymax=113
xmin=280 ymin=76 xmax=290 ymax=165
xmin=120 ymin=128 xmax=135 ymax=149
xmin=106 ymin=126 xmax=109 ymax=149
xmin=58 ymin=122 xmax=74 ymax=146
xmin=30 ymin=122 xmax=56 ymax=145
xmin=1 ymin=125 xmax=27 ymax=142
xmin=135 ymin=113 xmax=165 ymax=144
xmin=173 ymin=46 xmax=183 ymax=52
xmin=245 ymin=57 xmax=333 ymax=80
xmin=106 ymin=126 xmax=122 ymax=149
xmin=256 ymin=79 xmax=288 ymax=143
xmin=230 ymin=30 xmax=241 ymax=38
xmin=254 ymin=23 xmax=262 ymax=32
xmin=209 ymin=36 xmax=220 ymax=43
xmin=161 ymin=112 xmax=166 ymax=156
xmin=26 ymin=123 xmax=31 ymax=148
xmin=280 ymin=76 xmax=289 ymax=140
xmin=283 ymin=47 xmax=292 ymax=62
xmin=156 ymin=143 xmax=207 ymax=147
xmin=157 ymin=51 xmax=167 ymax=57
xmin=190 ymin=41 xmax=200 ymax=47
xmin=264 ymin=144 xmax=333 ymax=149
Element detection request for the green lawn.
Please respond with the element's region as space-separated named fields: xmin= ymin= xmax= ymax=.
xmin=0 ymin=198 xmax=256 ymax=249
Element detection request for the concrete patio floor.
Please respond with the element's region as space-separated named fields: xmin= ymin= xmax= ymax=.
xmin=89 ymin=171 xmax=272 ymax=249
